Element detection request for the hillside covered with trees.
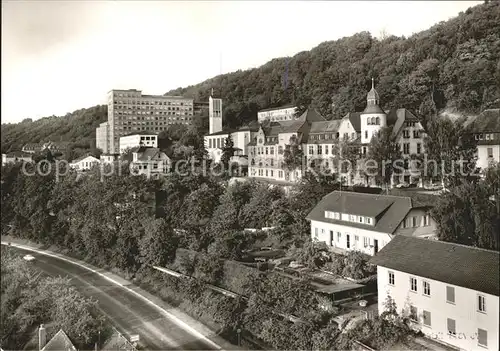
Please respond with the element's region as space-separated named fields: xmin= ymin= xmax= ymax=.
xmin=1 ymin=105 xmax=107 ymax=154
xmin=2 ymin=1 xmax=499 ymax=153
xmin=166 ymin=1 xmax=500 ymax=128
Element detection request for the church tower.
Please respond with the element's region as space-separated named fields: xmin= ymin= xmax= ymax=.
xmin=209 ymin=89 xmax=223 ymax=134
xmin=360 ymin=78 xmax=386 ymax=145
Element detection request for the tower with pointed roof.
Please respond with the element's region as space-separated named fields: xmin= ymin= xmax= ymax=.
xmin=361 ymin=78 xmax=387 ymax=145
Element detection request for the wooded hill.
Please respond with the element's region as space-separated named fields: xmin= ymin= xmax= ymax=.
xmin=2 ymin=1 xmax=499 ymax=153
xmin=166 ymin=1 xmax=500 ymax=128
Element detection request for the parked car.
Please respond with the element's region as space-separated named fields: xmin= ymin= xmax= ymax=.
xmin=396 ymin=183 xmax=409 ymax=188
xmin=23 ymin=254 xmax=35 ymax=262
xmin=424 ymin=183 xmax=443 ymax=191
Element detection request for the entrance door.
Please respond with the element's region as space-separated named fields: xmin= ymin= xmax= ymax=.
xmin=374 ymin=239 xmax=379 ymax=254
xmin=330 ymin=231 xmax=334 ymax=247
xmin=346 ymin=234 xmax=350 ymax=249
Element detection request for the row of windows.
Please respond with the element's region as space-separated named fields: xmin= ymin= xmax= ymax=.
xmin=475 ymin=133 xmax=496 ymax=141
xmin=324 ymin=211 xmax=373 ymax=225
xmin=313 ymin=228 xmax=381 ymax=250
xmin=114 ymin=123 xmax=191 ymax=133
xmin=115 ymin=118 xmax=192 ymax=126
xmin=402 ymin=129 xmax=421 ymax=138
xmin=115 ymin=111 xmax=192 ymax=116
xmin=402 ymin=214 xmax=431 ymax=228
xmin=208 ymin=138 xmax=226 ymax=149
xmin=309 ymin=133 xmax=341 ymax=141
xmin=113 ymin=99 xmax=192 ymax=106
xmin=251 ymin=146 xmax=283 ymax=155
xmin=252 ymin=168 xmax=298 ymax=179
xmin=389 ymin=272 xmax=487 ymax=313
xmin=366 ymin=117 xmax=381 ymax=125
xmin=408 ymin=309 xmax=489 ymax=347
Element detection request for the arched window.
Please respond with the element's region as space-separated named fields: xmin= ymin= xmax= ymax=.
xmin=367 ymin=118 xmax=372 ymax=125
xmin=375 ymin=117 xmax=380 ymax=125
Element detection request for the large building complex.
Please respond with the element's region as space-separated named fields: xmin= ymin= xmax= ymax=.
xmin=307 ymin=191 xmax=437 ymax=256
xmin=96 ymin=89 xmax=195 ymax=154
xmin=248 ymin=80 xmax=426 ymax=186
xmin=370 ymin=236 xmax=499 ymax=351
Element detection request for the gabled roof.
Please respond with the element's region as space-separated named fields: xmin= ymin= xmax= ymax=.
xmin=369 ymin=236 xmax=500 ymax=296
xmin=297 ymin=108 xmax=326 ymax=123
xmin=4 ymin=151 xmax=33 ymax=158
xmin=342 ymin=112 xmax=362 ymax=132
xmin=386 ymin=108 xmax=421 ymax=136
xmin=306 ymin=191 xmax=414 ymax=234
xmin=42 ymin=329 xmax=77 ymax=351
xmin=309 ymin=120 xmax=342 ymax=133
xmin=133 ymin=147 xmax=169 ymax=161
xmin=469 ymin=109 xmax=500 ymax=133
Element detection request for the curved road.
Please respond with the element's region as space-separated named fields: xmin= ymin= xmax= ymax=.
xmin=6 ymin=246 xmax=221 ymax=351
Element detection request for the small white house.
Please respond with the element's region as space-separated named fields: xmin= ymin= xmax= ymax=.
xmin=306 ymin=191 xmax=437 ymax=256
xmin=119 ymin=133 xmax=158 ymax=154
xmin=369 ymin=236 xmax=499 ymax=351
xmin=69 ymin=155 xmax=100 ymax=171
xmin=2 ymin=152 xmax=33 ymax=166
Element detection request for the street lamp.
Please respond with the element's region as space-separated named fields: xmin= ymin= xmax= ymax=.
xmin=236 ymin=328 xmax=241 ymax=347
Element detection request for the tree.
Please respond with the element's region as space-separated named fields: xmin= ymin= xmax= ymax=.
xmin=367 ymin=126 xmax=403 ymax=187
xmin=431 ymin=180 xmax=499 ymax=250
xmin=283 ymin=135 xmax=304 ymax=171
xmin=220 ymin=134 xmax=235 ymax=171
xmin=424 ymin=117 xmax=477 ymax=188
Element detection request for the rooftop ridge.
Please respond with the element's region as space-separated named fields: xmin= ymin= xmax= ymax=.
xmin=331 ymin=190 xmax=413 ymax=202
xmin=408 ymin=235 xmax=500 ymax=255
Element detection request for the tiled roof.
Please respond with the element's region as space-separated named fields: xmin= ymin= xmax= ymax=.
xmin=387 ymin=189 xmax=437 ymax=208
xmin=42 ymin=329 xmax=76 ymax=351
xmin=297 ymin=108 xmax=327 ymax=123
xmin=258 ymin=104 xmax=296 ymax=113
xmin=309 ymin=120 xmax=342 ymax=133
xmin=469 ymin=109 xmax=500 ymax=133
xmin=369 ymin=236 xmax=500 ymax=296
xmin=5 ymin=151 xmax=33 ymax=158
xmin=343 ymin=112 xmax=361 ymax=132
xmin=134 ymin=147 xmax=169 ymax=161
xmin=206 ymin=130 xmax=233 ymax=136
xmin=362 ymin=104 xmax=385 ymax=114
xmin=306 ymin=191 xmax=413 ymax=234
xmin=263 ymin=120 xmax=306 ymax=136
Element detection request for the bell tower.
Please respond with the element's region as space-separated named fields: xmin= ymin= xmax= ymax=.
xmin=209 ymin=88 xmax=222 ymax=134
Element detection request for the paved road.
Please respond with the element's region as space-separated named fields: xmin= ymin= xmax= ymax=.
xmin=10 ymin=246 xmax=220 ymax=351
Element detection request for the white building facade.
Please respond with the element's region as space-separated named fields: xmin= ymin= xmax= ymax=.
xmin=257 ymin=105 xmax=297 ymax=123
xmin=119 ymin=133 xmax=158 ymax=154
xmin=307 ymin=191 xmax=437 ymax=256
xmin=370 ymin=236 xmax=499 ymax=351
xmin=69 ymin=155 xmax=100 ymax=171
xmin=96 ymin=89 xmax=195 ymax=154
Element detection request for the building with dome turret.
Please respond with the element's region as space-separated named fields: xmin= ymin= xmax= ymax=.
xmin=247 ymin=78 xmax=427 ymax=186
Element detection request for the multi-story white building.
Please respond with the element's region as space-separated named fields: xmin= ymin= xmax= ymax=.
xmin=130 ymin=147 xmax=170 ymax=176
xmin=307 ymin=191 xmax=437 ymax=256
xmin=247 ymin=80 xmax=426 ymax=185
xmin=119 ymin=133 xmax=158 ymax=154
xmin=370 ymin=236 xmax=499 ymax=351
xmin=96 ymin=89 xmax=195 ymax=154
xmin=468 ymin=108 xmax=500 ymax=172
xmin=257 ymin=105 xmax=297 ymax=123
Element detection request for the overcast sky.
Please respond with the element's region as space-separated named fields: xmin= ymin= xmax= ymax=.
xmin=1 ymin=1 xmax=481 ymax=123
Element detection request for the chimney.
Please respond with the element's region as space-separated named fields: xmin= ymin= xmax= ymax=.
xmin=39 ymin=324 xmax=47 ymax=350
